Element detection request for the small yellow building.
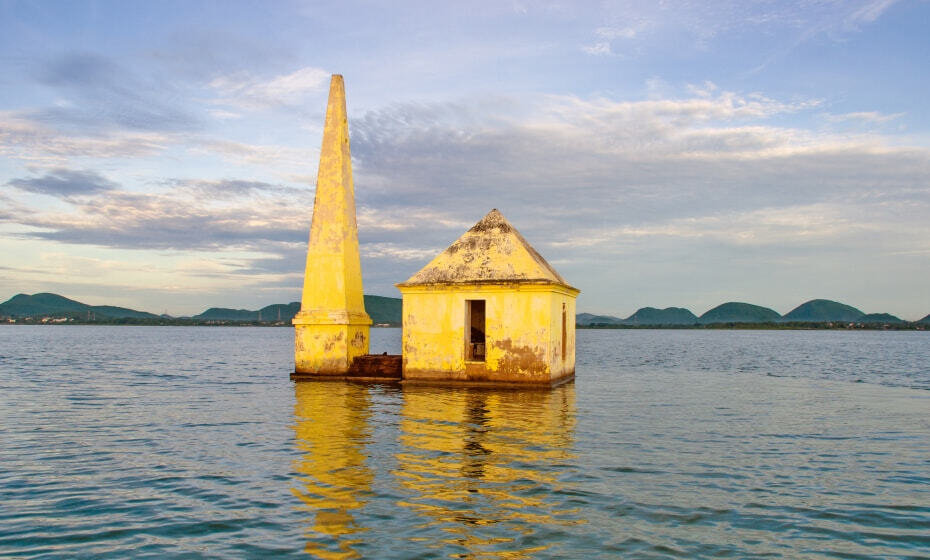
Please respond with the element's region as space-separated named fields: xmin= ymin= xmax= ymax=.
xmin=397 ymin=209 xmax=579 ymax=386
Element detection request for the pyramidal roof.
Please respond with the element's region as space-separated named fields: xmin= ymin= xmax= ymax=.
xmin=399 ymin=209 xmax=575 ymax=289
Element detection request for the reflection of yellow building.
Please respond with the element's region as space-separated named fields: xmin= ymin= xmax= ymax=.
xmin=394 ymin=385 xmax=578 ymax=558
xmin=397 ymin=209 xmax=579 ymax=385
xmin=292 ymin=382 xmax=374 ymax=559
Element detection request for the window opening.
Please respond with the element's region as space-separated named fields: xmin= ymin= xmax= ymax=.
xmin=561 ymin=302 xmax=567 ymax=362
xmin=466 ymin=300 xmax=486 ymax=361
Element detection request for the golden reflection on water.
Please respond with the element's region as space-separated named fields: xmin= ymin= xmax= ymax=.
xmin=293 ymin=382 xmax=577 ymax=559
xmin=292 ymin=382 xmax=374 ymax=559
xmin=395 ymin=385 xmax=578 ymax=558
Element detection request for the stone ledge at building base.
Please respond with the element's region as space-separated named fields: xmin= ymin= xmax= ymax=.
xmin=292 ymin=353 xmax=403 ymax=382
xmin=399 ymin=373 xmax=574 ymax=390
xmin=349 ymin=354 xmax=403 ymax=378
xmin=291 ymin=361 xmax=574 ymax=389
xmin=290 ymin=374 xmax=404 ymax=383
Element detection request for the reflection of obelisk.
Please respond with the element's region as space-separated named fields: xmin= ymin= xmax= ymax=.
xmin=293 ymin=382 xmax=373 ymax=557
xmin=294 ymin=75 xmax=371 ymax=375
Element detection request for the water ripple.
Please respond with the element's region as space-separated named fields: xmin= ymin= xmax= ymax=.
xmin=0 ymin=326 xmax=928 ymax=558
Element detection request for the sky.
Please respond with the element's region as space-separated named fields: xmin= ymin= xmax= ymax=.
xmin=1 ymin=0 xmax=929 ymax=319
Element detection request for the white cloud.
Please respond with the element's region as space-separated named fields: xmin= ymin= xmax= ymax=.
xmin=584 ymin=0 xmax=902 ymax=61
xmin=208 ymin=109 xmax=242 ymax=120
xmin=6 ymin=179 xmax=312 ymax=252
xmin=583 ymin=21 xmax=650 ymax=55
xmin=596 ymin=24 xmax=647 ymax=40
xmin=194 ymin=139 xmax=318 ymax=170
xmin=550 ymin=203 xmax=883 ymax=249
xmin=825 ymin=111 xmax=905 ymax=124
xmin=582 ymin=42 xmax=612 ymax=56
xmin=0 ymin=112 xmax=172 ymax=163
xmin=362 ymin=243 xmax=441 ymax=261
xmin=347 ymin=85 xmax=930 ymax=312
xmin=844 ymin=0 xmax=900 ymax=29
xmin=209 ymin=66 xmax=330 ymax=109
xmin=533 ymin=88 xmax=821 ymax=135
xmin=356 ymin=206 xmax=471 ymax=232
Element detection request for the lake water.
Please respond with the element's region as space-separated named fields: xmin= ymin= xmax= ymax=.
xmin=0 ymin=327 xmax=928 ymax=558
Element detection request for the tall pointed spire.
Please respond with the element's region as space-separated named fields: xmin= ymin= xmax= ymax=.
xmin=293 ymin=75 xmax=371 ymax=375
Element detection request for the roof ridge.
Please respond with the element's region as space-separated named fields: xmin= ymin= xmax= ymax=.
xmin=398 ymin=209 xmax=573 ymax=288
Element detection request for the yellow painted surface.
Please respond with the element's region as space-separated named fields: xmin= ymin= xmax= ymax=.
xmin=398 ymin=284 xmax=577 ymax=383
xmin=394 ymin=384 xmax=577 ymax=555
xmin=294 ymin=74 xmax=370 ymax=374
xmin=291 ymin=382 xmax=576 ymax=557
xmin=293 ymin=382 xmax=373 ymax=559
xmin=403 ymin=209 xmax=569 ymax=286
xmin=294 ymin=324 xmax=370 ymax=375
xmin=397 ymin=209 xmax=578 ymax=384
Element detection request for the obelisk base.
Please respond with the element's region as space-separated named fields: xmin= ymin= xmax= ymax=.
xmin=293 ymin=310 xmax=372 ymax=375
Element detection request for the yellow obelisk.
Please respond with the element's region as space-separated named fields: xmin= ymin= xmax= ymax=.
xmin=293 ymin=75 xmax=371 ymax=375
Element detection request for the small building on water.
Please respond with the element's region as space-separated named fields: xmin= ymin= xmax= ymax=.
xmin=396 ymin=209 xmax=579 ymax=385
xmin=294 ymin=74 xmax=579 ymax=386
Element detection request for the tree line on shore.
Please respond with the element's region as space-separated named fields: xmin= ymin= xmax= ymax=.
xmin=577 ymin=300 xmax=929 ymax=327
xmin=2 ymin=293 xmax=928 ymax=329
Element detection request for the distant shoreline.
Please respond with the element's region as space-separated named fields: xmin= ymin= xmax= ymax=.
xmin=578 ymin=322 xmax=927 ymax=331
xmin=4 ymin=293 xmax=928 ymax=328
xmin=0 ymin=293 xmax=930 ymax=330
xmin=2 ymin=319 xmax=925 ymax=331
xmin=0 ymin=318 xmax=399 ymax=328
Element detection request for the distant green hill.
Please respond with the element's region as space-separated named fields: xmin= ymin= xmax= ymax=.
xmin=1 ymin=292 xmax=403 ymax=324
xmin=625 ymin=307 xmax=697 ymax=325
xmin=363 ymin=295 xmax=403 ymax=325
xmin=194 ymin=307 xmax=257 ymax=320
xmin=699 ymin=302 xmax=781 ymax=324
xmin=782 ymin=299 xmax=864 ymax=322
xmin=193 ymin=295 xmax=402 ymax=325
xmin=0 ymin=293 xmax=159 ymax=319
xmin=194 ymin=302 xmax=301 ymax=321
xmin=576 ymin=312 xmax=625 ymax=326
xmin=857 ymin=313 xmax=904 ymax=324
xmin=1 ymin=293 xmax=85 ymax=315
xmin=258 ymin=303 xmax=301 ymax=322
xmin=4 ymin=292 xmax=920 ymax=328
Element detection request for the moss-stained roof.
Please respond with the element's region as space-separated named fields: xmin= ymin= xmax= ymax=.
xmin=398 ymin=209 xmax=574 ymax=289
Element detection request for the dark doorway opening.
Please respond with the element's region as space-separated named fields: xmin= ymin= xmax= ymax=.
xmin=466 ymin=300 xmax=486 ymax=361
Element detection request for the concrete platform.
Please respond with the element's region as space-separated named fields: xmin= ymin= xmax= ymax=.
xmin=292 ymin=355 xmax=573 ymax=389
xmin=399 ymin=373 xmax=574 ymax=390
xmin=291 ymin=353 xmax=402 ymax=382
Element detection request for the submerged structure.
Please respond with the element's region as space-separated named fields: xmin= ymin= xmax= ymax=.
xmin=397 ymin=209 xmax=578 ymax=385
xmin=294 ymin=75 xmax=578 ymax=386
xmin=293 ymin=75 xmax=371 ymax=375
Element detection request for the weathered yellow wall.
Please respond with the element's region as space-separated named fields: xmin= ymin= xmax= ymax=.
xmin=294 ymin=323 xmax=369 ymax=375
xmin=399 ymin=283 xmax=577 ymax=384
xmin=294 ymin=74 xmax=370 ymax=375
xmin=299 ymin=75 xmax=367 ymax=317
xmin=547 ymin=292 xmax=576 ymax=378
